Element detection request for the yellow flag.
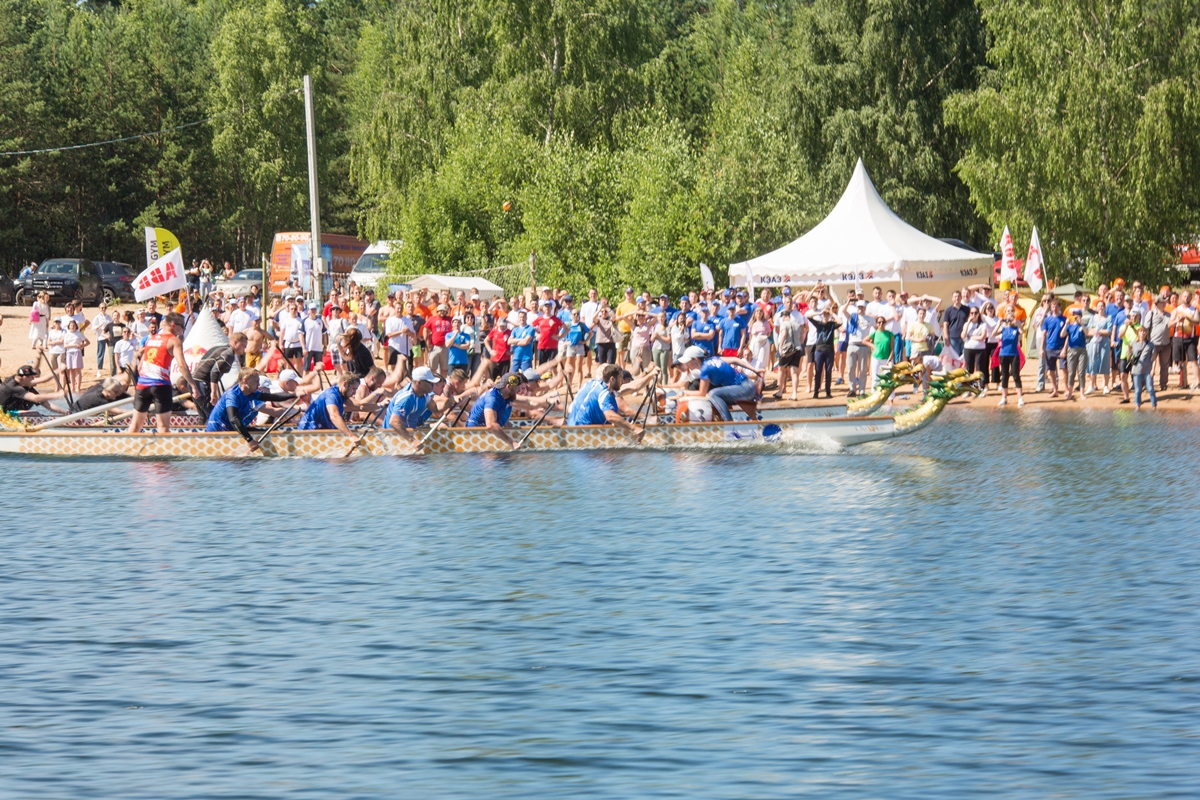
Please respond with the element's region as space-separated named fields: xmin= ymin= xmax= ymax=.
xmin=144 ymin=226 xmax=182 ymax=267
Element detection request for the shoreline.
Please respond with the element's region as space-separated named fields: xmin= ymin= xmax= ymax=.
xmin=4 ymin=304 xmax=1193 ymax=414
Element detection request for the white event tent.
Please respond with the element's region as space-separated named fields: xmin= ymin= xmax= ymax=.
xmin=728 ymin=159 xmax=993 ymax=300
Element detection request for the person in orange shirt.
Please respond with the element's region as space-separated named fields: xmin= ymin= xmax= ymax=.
xmin=999 ymin=290 xmax=1026 ymax=324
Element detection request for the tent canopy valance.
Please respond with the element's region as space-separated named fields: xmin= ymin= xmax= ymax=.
xmin=407 ymin=274 xmax=506 ymax=300
xmin=728 ymin=160 xmax=993 ymax=294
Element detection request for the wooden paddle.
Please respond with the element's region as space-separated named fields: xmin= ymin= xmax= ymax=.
xmin=344 ymin=406 xmax=384 ymax=457
xmin=416 ymin=396 xmax=467 ymax=449
xmin=256 ymin=395 xmax=303 ymax=447
xmin=38 ymin=348 xmax=73 ymax=410
xmin=514 ymin=396 xmax=557 ymax=450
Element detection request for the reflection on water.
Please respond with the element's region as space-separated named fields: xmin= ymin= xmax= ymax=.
xmin=0 ymin=408 xmax=1197 ymax=799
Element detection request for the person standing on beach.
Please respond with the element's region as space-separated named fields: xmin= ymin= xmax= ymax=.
xmin=1128 ymin=327 xmax=1157 ymax=410
xmin=996 ymin=312 xmax=1025 ymax=408
xmin=1062 ymin=309 xmax=1088 ymax=401
xmin=1086 ymin=301 xmax=1113 ymax=395
xmin=1116 ymin=309 xmax=1141 ymax=403
xmin=1143 ymin=296 xmax=1171 ymax=392
xmin=1039 ymin=299 xmax=1067 ymax=398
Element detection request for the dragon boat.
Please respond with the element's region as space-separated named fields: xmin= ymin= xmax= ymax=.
xmin=0 ymin=371 xmax=980 ymax=459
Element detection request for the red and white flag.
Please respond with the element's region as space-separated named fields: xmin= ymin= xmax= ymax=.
xmin=998 ymin=226 xmax=1017 ymax=283
xmin=1024 ymin=226 xmax=1044 ymax=293
xmin=133 ymin=247 xmax=186 ymax=301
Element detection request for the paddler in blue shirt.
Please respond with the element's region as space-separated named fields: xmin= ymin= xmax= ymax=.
xmin=384 ymin=366 xmax=441 ymax=445
xmin=673 ymin=345 xmax=763 ymax=421
xmin=205 ymin=369 xmax=296 ymax=451
xmin=566 ymin=364 xmax=645 ymax=441
xmin=297 ymin=374 xmax=375 ymax=444
xmin=465 ymin=371 xmax=560 ymax=450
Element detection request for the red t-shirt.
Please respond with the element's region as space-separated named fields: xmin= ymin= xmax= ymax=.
xmin=426 ymin=315 xmax=454 ymax=347
xmin=487 ymin=327 xmax=510 ymax=361
xmin=533 ymin=316 xmax=563 ymax=349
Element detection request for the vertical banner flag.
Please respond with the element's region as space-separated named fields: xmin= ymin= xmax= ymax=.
xmin=742 ymin=261 xmax=755 ymax=294
xmin=134 ymin=247 xmax=186 ymax=301
xmin=144 ymin=226 xmax=181 ymax=269
xmin=1024 ymin=226 xmax=1044 ymax=293
xmin=699 ymin=262 xmax=715 ymax=292
xmin=998 ymin=226 xmax=1017 ymax=283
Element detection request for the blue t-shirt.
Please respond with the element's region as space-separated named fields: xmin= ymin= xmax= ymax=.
xmin=509 ymin=325 xmax=535 ymax=361
xmin=448 ymin=331 xmax=471 ymax=366
xmin=999 ymin=325 xmax=1021 ymax=358
xmin=567 ymin=322 xmax=589 ymax=346
xmin=567 ymin=379 xmax=620 ymax=425
xmin=1065 ymin=321 xmax=1087 ymax=349
xmin=716 ymin=317 xmax=743 ymax=351
xmin=699 ymin=357 xmax=746 ymax=388
xmin=691 ymin=320 xmax=716 ymax=354
xmin=298 ymin=386 xmax=344 ymax=430
xmin=1041 ymin=314 xmax=1067 ymax=351
xmin=384 ymin=386 xmax=432 ymax=430
xmin=1111 ymin=309 xmax=1128 ymax=342
xmin=206 ymin=385 xmax=264 ymax=432
xmin=466 ymin=387 xmax=513 ymax=428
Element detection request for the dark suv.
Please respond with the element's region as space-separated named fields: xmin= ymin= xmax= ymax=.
xmin=16 ymin=258 xmax=105 ymax=306
xmin=96 ymin=261 xmax=137 ymax=303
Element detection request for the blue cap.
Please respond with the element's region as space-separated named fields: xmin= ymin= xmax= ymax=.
xmin=721 ymin=289 xmax=732 ymax=297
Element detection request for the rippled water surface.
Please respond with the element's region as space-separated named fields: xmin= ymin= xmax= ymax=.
xmin=2 ymin=408 xmax=1198 ymax=799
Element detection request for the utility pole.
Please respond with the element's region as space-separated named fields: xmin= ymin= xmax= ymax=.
xmin=303 ymin=74 xmax=323 ymax=305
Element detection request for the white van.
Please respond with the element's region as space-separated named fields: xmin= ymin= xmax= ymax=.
xmin=346 ymin=240 xmax=400 ymax=293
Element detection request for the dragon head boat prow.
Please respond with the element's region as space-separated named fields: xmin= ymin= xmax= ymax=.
xmin=892 ymin=369 xmax=982 ymax=435
xmin=846 ymin=361 xmax=919 ymax=417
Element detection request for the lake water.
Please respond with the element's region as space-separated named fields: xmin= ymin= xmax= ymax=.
xmin=2 ymin=408 xmax=1197 ymax=799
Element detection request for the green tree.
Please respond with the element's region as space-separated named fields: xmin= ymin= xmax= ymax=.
xmin=947 ymin=0 xmax=1200 ymax=284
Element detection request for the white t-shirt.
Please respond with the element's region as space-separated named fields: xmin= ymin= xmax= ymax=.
xmin=886 ymin=303 xmax=903 ymax=334
xmin=302 ymin=317 xmax=326 ymax=351
xmin=385 ymin=315 xmax=415 ymax=354
xmin=579 ymin=300 xmax=599 ymax=326
xmin=92 ymin=312 xmax=112 ymax=336
xmin=280 ymin=316 xmax=303 ymax=348
xmin=229 ymin=308 xmax=254 ymax=334
xmin=115 ymin=339 xmax=137 ymax=366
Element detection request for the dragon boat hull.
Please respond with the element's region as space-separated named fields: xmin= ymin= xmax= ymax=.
xmin=0 ymin=416 xmax=904 ymax=459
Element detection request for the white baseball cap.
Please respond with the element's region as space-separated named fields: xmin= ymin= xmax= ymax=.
xmin=675 ymin=345 xmax=707 ymax=364
xmin=278 ymin=369 xmax=300 ymax=382
xmin=411 ymin=366 xmax=442 ymax=384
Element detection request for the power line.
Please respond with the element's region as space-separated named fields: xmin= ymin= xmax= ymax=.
xmin=0 ymin=87 xmax=303 ymax=158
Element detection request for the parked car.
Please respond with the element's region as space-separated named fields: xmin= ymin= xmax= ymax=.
xmin=95 ymin=261 xmax=137 ymax=303
xmin=0 ymin=267 xmax=15 ymax=305
xmin=213 ymin=268 xmax=263 ymax=298
xmin=15 ymin=258 xmax=105 ymax=306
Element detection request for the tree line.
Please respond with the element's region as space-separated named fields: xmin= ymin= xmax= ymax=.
xmin=1 ymin=0 xmax=1197 ymax=297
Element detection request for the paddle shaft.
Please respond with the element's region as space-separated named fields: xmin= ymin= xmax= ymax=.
xmin=256 ymin=396 xmax=303 ymax=444
xmin=515 ymin=398 xmax=556 ymax=449
xmin=345 ymin=406 xmax=384 ymax=457
xmin=417 ymin=397 xmax=466 ymax=447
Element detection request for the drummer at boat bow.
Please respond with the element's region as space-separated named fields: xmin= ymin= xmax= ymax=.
xmin=298 ymin=373 xmax=377 ymax=444
xmin=206 ymin=369 xmax=296 ymax=452
xmin=127 ymin=313 xmax=199 ymax=435
xmin=567 ymin=364 xmax=646 ymax=442
xmin=384 ymin=366 xmax=441 ymax=444
xmin=673 ymin=345 xmax=763 ymax=421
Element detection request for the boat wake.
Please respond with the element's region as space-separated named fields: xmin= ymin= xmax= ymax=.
xmin=676 ymin=426 xmax=845 ymax=455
